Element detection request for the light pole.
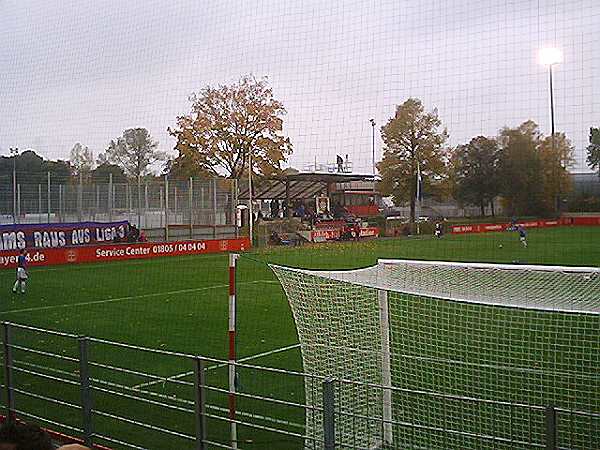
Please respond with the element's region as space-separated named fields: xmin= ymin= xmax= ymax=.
xmin=369 ymin=119 xmax=376 ymax=175
xmin=539 ymin=47 xmax=563 ymax=214
xmin=247 ymin=150 xmax=253 ymax=246
xmin=369 ymin=118 xmax=376 ymax=196
xmin=9 ymin=147 xmax=19 ymax=223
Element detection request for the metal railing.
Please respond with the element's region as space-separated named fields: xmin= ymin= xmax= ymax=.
xmin=0 ymin=322 xmax=597 ymax=449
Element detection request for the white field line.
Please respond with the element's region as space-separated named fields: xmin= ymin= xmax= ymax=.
xmin=132 ymin=342 xmax=301 ymax=390
xmin=19 ymin=253 xmax=230 ymax=274
xmin=1 ymin=279 xmax=279 ymax=315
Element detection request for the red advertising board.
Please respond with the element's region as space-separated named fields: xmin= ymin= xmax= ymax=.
xmin=450 ymin=217 xmax=600 ymax=234
xmin=309 ymin=226 xmax=379 ymax=241
xmin=0 ymin=237 xmax=251 ymax=270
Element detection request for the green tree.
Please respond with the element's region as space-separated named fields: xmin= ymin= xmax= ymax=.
xmin=497 ymin=120 xmax=572 ymax=216
xmin=538 ymin=132 xmax=575 ymax=213
xmin=452 ymin=136 xmax=500 ymax=216
xmin=377 ymin=98 xmax=448 ymax=223
xmin=497 ymin=121 xmax=545 ymax=216
xmin=69 ymin=143 xmax=94 ymax=180
xmin=586 ymin=127 xmax=600 ymax=176
xmin=99 ymin=128 xmax=163 ymax=179
xmin=167 ymin=75 xmax=292 ymax=180
xmin=91 ymin=162 xmax=128 ymax=184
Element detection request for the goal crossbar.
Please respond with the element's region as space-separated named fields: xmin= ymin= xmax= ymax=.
xmin=272 ymin=259 xmax=600 ymax=314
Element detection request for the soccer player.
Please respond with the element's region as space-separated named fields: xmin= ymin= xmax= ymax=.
xmin=434 ymin=222 xmax=443 ymax=238
xmin=517 ymin=225 xmax=527 ymax=248
xmin=12 ymin=249 xmax=28 ymax=294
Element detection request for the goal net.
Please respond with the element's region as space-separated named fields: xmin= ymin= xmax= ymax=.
xmin=270 ymin=259 xmax=600 ymax=449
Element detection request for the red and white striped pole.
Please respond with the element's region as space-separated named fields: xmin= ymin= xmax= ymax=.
xmin=228 ymin=253 xmax=239 ymax=449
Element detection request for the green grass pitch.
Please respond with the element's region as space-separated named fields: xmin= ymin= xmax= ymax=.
xmin=0 ymin=226 xmax=598 ymax=449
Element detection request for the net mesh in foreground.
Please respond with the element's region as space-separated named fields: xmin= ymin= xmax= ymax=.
xmin=271 ymin=260 xmax=600 ymax=449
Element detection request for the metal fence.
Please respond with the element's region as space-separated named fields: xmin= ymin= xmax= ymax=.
xmin=0 ymin=176 xmax=240 ymax=240
xmin=0 ymin=322 xmax=597 ymax=449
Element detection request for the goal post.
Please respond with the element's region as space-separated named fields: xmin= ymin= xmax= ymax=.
xmin=270 ymin=259 xmax=600 ymax=449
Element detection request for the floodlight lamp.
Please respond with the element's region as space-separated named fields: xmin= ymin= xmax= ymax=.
xmin=539 ymin=48 xmax=563 ymax=66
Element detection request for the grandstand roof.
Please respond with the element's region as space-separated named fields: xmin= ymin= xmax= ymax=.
xmin=237 ymin=172 xmax=377 ymax=200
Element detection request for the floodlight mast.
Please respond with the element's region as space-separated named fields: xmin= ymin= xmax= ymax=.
xmin=539 ymin=47 xmax=563 ymax=213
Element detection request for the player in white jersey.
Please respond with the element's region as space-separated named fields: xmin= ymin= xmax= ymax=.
xmin=13 ymin=249 xmax=28 ymax=294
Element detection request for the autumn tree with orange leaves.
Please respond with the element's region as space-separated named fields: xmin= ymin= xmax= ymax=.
xmin=167 ymin=76 xmax=292 ymax=180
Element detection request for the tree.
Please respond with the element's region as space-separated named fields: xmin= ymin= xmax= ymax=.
xmin=452 ymin=136 xmax=500 ymax=216
xmin=496 ymin=121 xmax=573 ymax=216
xmin=69 ymin=143 xmax=94 ymax=180
xmin=538 ymin=132 xmax=574 ymax=214
xmin=586 ymin=127 xmax=600 ymax=176
xmin=377 ymin=98 xmax=448 ymax=223
xmin=99 ymin=128 xmax=163 ymax=179
xmin=167 ymin=75 xmax=292 ymax=180
xmin=91 ymin=162 xmax=128 ymax=184
xmin=497 ymin=121 xmax=546 ymax=216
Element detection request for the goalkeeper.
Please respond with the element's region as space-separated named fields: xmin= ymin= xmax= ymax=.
xmin=12 ymin=249 xmax=28 ymax=294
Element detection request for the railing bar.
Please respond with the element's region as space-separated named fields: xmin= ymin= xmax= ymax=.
xmin=10 ymin=366 xmax=80 ymax=386
xmin=91 ymin=385 xmax=194 ymax=414
xmin=13 ymin=360 xmax=78 ymax=379
xmin=89 ymin=360 xmax=193 ymax=385
xmin=3 ymin=322 xmax=79 ymax=338
xmin=11 ymin=388 xmax=80 ymax=410
xmin=9 ymin=344 xmax=79 ymax=362
xmin=92 ymin=433 xmax=148 ymax=450
xmin=92 ymin=409 xmax=195 ymax=440
xmin=13 ymin=409 xmax=82 ymax=434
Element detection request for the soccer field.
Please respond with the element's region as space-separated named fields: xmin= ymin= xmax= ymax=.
xmin=0 ymin=226 xmax=598 ymax=449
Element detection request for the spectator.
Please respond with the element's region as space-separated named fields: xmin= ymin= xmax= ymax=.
xmin=270 ymin=200 xmax=279 ymax=219
xmin=127 ymin=225 xmax=140 ymax=243
xmin=138 ymin=230 xmax=147 ymax=242
xmin=0 ymin=422 xmax=53 ymax=450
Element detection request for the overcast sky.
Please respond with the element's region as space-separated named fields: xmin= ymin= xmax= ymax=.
xmin=1 ymin=0 xmax=599 ymax=173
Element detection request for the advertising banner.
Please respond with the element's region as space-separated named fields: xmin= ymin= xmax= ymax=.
xmin=0 ymin=237 xmax=250 ymax=269
xmin=448 ymin=217 xmax=600 ymax=234
xmin=0 ymin=221 xmax=130 ymax=251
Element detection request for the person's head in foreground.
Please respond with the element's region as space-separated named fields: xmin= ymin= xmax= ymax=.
xmin=0 ymin=422 xmax=52 ymax=450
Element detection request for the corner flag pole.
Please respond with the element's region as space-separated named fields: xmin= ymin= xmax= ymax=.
xmin=228 ymin=253 xmax=239 ymax=449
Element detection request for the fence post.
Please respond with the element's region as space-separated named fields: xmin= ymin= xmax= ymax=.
xmin=38 ymin=184 xmax=42 ymax=222
xmin=174 ymin=186 xmax=178 ymax=221
xmin=212 ymin=179 xmax=217 ymax=239
xmin=164 ymin=176 xmax=169 ymax=241
xmin=108 ymin=173 xmax=113 ymax=222
xmin=193 ymin=357 xmax=207 ymax=450
xmin=144 ymin=182 xmax=149 ymax=224
xmin=78 ymin=337 xmax=94 ymax=447
xmin=232 ymin=179 xmax=238 ymax=238
xmin=47 ymin=172 xmax=51 ymax=223
xmin=189 ymin=177 xmax=194 ymax=239
xmin=78 ymin=173 xmax=83 ymax=221
xmin=323 ymin=378 xmax=335 ymax=450
xmin=94 ymin=184 xmax=99 ymax=221
xmin=137 ymin=176 xmax=142 ymax=228
xmin=2 ymin=323 xmax=15 ymax=423
xmin=16 ymin=184 xmax=20 ymax=223
xmin=545 ymin=405 xmax=557 ymax=450
xmin=59 ymin=185 xmax=63 ymax=222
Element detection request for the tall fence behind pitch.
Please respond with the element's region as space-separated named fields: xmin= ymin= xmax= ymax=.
xmin=0 ymin=175 xmax=239 ymax=240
